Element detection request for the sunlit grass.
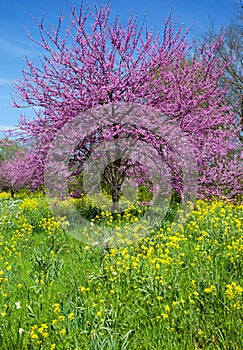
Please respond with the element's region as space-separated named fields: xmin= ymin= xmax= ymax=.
xmin=0 ymin=194 xmax=242 ymax=349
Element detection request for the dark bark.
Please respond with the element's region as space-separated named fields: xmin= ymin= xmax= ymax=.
xmin=10 ymin=188 xmax=15 ymax=198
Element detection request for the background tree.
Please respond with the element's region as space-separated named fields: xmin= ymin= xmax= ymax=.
xmin=0 ymin=151 xmax=34 ymax=197
xmin=0 ymin=138 xmax=26 ymax=163
xmin=12 ymin=2 xmax=242 ymax=206
xmin=0 ymin=138 xmax=41 ymax=196
xmin=200 ymin=0 xmax=243 ymax=143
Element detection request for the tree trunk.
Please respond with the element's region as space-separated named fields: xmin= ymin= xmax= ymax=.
xmin=111 ymin=184 xmax=121 ymax=212
xmin=10 ymin=188 xmax=15 ymax=198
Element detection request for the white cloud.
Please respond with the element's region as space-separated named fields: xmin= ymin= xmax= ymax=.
xmin=0 ymin=124 xmax=18 ymax=131
xmin=0 ymin=38 xmax=28 ymax=57
xmin=0 ymin=78 xmax=14 ymax=86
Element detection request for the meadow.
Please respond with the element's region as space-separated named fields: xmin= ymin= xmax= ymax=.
xmin=0 ymin=191 xmax=242 ymax=349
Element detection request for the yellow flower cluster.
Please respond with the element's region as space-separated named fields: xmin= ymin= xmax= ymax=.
xmin=225 ymin=282 xmax=243 ymax=309
xmin=30 ymin=324 xmax=49 ymax=345
xmin=204 ymin=285 xmax=216 ymax=293
xmin=0 ymin=192 xmax=11 ymax=199
xmin=19 ymin=198 xmax=39 ymax=211
xmin=39 ymin=217 xmax=61 ymax=235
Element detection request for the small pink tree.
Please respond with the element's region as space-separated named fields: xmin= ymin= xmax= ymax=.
xmin=0 ymin=151 xmax=38 ymax=197
xmin=12 ymin=3 xmax=242 ymax=202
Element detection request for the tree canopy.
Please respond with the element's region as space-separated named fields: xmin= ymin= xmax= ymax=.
xmin=10 ymin=2 xmax=243 ymax=204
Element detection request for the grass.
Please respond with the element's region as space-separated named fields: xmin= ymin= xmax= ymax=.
xmin=0 ymin=192 xmax=242 ymax=349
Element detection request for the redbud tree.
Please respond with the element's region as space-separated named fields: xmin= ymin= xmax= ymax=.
xmin=0 ymin=150 xmax=35 ymax=197
xmin=13 ymin=2 xmax=242 ymax=206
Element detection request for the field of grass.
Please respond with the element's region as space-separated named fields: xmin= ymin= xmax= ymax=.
xmin=0 ymin=191 xmax=242 ymax=349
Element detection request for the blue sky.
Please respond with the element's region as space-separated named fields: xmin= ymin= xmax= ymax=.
xmin=0 ymin=0 xmax=236 ymax=133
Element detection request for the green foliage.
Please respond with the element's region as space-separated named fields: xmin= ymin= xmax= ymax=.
xmin=0 ymin=138 xmax=27 ymax=163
